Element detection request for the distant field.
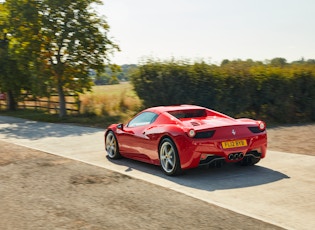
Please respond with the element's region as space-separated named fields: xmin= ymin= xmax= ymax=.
xmin=85 ymin=82 xmax=137 ymax=97
xmin=79 ymin=82 xmax=142 ymax=120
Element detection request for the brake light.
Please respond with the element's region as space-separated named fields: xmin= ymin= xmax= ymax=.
xmin=258 ymin=121 xmax=266 ymax=131
xmin=187 ymin=129 xmax=196 ymax=138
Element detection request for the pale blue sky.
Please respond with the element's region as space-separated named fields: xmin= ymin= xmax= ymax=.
xmin=98 ymin=0 xmax=315 ymax=64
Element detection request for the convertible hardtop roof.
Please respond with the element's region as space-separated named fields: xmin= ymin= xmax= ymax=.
xmin=145 ymin=105 xmax=208 ymax=114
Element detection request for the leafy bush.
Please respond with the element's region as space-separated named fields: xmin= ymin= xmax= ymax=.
xmin=131 ymin=59 xmax=315 ymax=123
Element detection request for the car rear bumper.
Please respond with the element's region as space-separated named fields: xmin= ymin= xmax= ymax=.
xmin=175 ymin=133 xmax=267 ymax=169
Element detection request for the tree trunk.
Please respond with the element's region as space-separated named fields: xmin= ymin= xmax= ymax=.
xmin=7 ymin=90 xmax=16 ymax=111
xmin=57 ymin=82 xmax=66 ymax=118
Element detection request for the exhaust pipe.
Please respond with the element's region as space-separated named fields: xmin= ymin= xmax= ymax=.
xmin=228 ymin=152 xmax=244 ymax=160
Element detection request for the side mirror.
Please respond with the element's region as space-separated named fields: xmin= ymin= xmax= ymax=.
xmin=117 ymin=123 xmax=123 ymax=130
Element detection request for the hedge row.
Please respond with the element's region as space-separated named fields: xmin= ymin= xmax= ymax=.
xmin=131 ymin=60 xmax=315 ymax=123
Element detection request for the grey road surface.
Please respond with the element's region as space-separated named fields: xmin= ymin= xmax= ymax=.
xmin=0 ymin=115 xmax=314 ymax=230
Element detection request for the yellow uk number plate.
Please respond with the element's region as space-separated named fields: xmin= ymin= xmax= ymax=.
xmin=222 ymin=140 xmax=247 ymax=149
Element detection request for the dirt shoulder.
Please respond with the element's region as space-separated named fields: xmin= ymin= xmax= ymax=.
xmin=0 ymin=141 xmax=284 ymax=230
xmin=267 ymin=123 xmax=315 ymax=156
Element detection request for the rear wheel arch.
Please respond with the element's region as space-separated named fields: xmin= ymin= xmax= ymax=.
xmin=158 ymin=135 xmax=180 ymax=156
xmin=158 ymin=135 xmax=172 ymax=152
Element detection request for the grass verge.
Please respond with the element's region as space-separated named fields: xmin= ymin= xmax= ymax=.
xmin=0 ymin=109 xmax=122 ymax=129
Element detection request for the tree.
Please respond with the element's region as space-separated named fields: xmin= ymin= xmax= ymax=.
xmin=270 ymin=57 xmax=287 ymax=67
xmin=3 ymin=0 xmax=119 ymax=117
xmin=0 ymin=2 xmax=31 ymax=110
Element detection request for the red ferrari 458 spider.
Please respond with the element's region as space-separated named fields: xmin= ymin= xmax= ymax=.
xmin=105 ymin=105 xmax=267 ymax=176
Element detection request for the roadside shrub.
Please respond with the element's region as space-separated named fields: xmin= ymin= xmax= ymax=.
xmin=131 ymin=60 xmax=315 ymax=123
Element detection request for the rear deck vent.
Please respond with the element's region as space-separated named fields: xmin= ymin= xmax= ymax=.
xmin=190 ymin=121 xmax=200 ymax=126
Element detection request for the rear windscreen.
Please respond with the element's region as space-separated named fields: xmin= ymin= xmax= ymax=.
xmin=167 ymin=109 xmax=207 ymax=119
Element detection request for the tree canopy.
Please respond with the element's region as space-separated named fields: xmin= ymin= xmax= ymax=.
xmin=0 ymin=0 xmax=119 ymax=117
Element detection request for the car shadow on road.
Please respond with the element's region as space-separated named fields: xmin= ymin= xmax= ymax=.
xmin=108 ymin=157 xmax=290 ymax=192
xmin=174 ymin=164 xmax=290 ymax=191
xmin=0 ymin=116 xmax=102 ymax=140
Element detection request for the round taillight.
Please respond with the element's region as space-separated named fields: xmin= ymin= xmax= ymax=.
xmin=258 ymin=121 xmax=266 ymax=130
xmin=188 ymin=129 xmax=196 ymax=138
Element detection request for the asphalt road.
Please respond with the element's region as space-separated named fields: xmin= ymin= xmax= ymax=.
xmin=0 ymin=115 xmax=314 ymax=230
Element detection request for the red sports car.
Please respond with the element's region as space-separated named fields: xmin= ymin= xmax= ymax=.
xmin=105 ymin=105 xmax=267 ymax=176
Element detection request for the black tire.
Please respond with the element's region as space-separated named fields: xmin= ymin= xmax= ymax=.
xmin=105 ymin=131 xmax=121 ymax=159
xmin=238 ymin=156 xmax=260 ymax=166
xmin=159 ymin=138 xmax=182 ymax=176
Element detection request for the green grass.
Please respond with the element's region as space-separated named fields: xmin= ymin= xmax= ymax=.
xmin=85 ymin=83 xmax=138 ymax=97
xmin=0 ymin=82 xmax=142 ymax=128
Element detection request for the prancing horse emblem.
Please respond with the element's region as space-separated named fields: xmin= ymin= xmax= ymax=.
xmin=232 ymin=129 xmax=236 ymax=135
